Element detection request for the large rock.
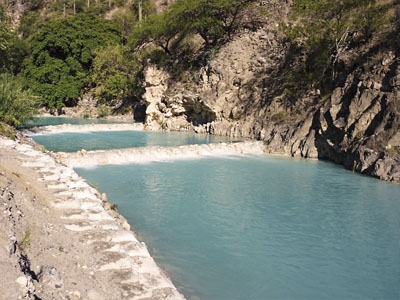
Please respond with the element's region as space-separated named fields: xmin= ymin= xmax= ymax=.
xmin=137 ymin=26 xmax=400 ymax=183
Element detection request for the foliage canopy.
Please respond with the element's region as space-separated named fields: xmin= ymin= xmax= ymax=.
xmin=129 ymin=0 xmax=261 ymax=53
xmin=24 ymin=14 xmax=122 ymax=109
xmin=92 ymin=45 xmax=140 ymax=106
xmin=0 ymin=73 xmax=38 ymax=127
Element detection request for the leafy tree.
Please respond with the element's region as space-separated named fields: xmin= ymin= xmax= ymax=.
xmin=24 ymin=14 xmax=122 ymax=110
xmin=129 ymin=0 xmax=261 ymax=54
xmin=112 ymin=0 xmax=156 ymax=37
xmin=18 ymin=10 xmax=42 ymax=39
xmin=92 ymin=45 xmax=137 ymax=105
xmin=181 ymin=0 xmax=261 ymax=48
xmin=0 ymin=73 xmax=38 ymax=127
xmin=129 ymin=10 xmax=185 ymax=55
xmin=0 ymin=30 xmax=29 ymax=75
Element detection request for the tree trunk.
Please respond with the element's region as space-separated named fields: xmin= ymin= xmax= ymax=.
xmin=87 ymin=0 xmax=90 ymax=8
xmin=138 ymin=0 xmax=143 ymax=22
xmin=73 ymin=0 xmax=76 ymax=15
xmin=63 ymin=3 xmax=66 ymax=17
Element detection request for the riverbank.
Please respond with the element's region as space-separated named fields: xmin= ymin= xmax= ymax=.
xmin=0 ymin=133 xmax=185 ymax=300
xmin=40 ymin=113 xmax=400 ymax=184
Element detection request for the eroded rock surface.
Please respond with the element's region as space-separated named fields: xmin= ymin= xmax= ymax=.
xmin=137 ymin=29 xmax=400 ymax=183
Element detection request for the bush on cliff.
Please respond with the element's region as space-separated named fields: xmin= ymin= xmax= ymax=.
xmin=183 ymin=99 xmax=216 ymax=126
xmin=130 ymin=0 xmax=262 ymax=53
xmin=128 ymin=0 xmax=264 ymax=84
xmin=92 ymin=45 xmax=140 ymax=106
xmin=285 ymin=0 xmax=393 ymax=91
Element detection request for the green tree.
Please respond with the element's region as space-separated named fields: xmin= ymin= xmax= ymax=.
xmin=181 ymin=0 xmax=260 ymax=48
xmin=129 ymin=0 xmax=261 ymax=54
xmin=0 ymin=31 xmax=29 ymax=75
xmin=92 ymin=45 xmax=137 ymax=105
xmin=0 ymin=73 xmax=38 ymax=127
xmin=24 ymin=14 xmax=122 ymax=110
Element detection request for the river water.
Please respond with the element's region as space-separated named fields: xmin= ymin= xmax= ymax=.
xmin=24 ymin=116 xmax=123 ymax=127
xmin=32 ymin=130 xmax=235 ymax=152
xmin=30 ymin=120 xmax=400 ymax=300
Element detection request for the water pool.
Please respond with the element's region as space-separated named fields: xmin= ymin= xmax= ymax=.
xmin=24 ymin=116 xmax=124 ymax=127
xmin=31 ymin=130 xmax=236 ymax=152
xmin=76 ymin=156 xmax=400 ymax=300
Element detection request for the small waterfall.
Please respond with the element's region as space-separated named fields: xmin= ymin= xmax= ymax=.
xmin=25 ymin=123 xmax=144 ymax=135
xmin=57 ymin=142 xmax=266 ymax=167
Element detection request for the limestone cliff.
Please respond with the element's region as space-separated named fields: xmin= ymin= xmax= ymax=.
xmin=139 ymin=17 xmax=400 ymax=183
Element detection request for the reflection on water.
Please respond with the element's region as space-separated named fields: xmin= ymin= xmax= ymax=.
xmin=32 ymin=130 xmax=238 ymax=152
xmin=76 ymin=156 xmax=400 ymax=300
xmin=23 ymin=116 xmax=124 ymax=128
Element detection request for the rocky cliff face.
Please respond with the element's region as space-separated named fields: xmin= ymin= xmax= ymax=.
xmin=140 ymin=26 xmax=400 ymax=183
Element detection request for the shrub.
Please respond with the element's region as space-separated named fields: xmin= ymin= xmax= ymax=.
xmin=0 ymin=122 xmax=16 ymax=140
xmin=286 ymin=0 xmax=392 ymax=88
xmin=24 ymin=14 xmax=122 ymax=110
xmin=128 ymin=0 xmax=262 ymax=53
xmin=0 ymin=74 xmax=38 ymax=128
xmin=97 ymin=104 xmax=109 ymax=118
xmin=92 ymin=45 xmax=136 ymax=106
xmin=271 ymin=111 xmax=287 ymax=123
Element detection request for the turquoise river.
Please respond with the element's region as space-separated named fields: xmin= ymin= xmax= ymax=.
xmin=31 ymin=124 xmax=400 ymax=300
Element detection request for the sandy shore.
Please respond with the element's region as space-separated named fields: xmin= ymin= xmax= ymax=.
xmin=0 ymin=135 xmax=185 ymax=300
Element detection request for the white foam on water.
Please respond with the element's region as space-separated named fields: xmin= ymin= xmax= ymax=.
xmin=25 ymin=123 xmax=144 ymax=135
xmin=58 ymin=141 xmax=266 ymax=168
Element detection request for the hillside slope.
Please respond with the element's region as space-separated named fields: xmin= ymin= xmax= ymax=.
xmin=2 ymin=0 xmax=399 ymax=183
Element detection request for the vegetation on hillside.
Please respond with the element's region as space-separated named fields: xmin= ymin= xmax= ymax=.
xmin=0 ymin=0 xmax=398 ymax=128
xmin=0 ymin=6 xmax=28 ymax=75
xmin=284 ymin=0 xmax=395 ymax=94
xmin=128 ymin=0 xmax=264 ymax=81
xmin=129 ymin=0 xmax=262 ymax=52
xmin=92 ymin=45 xmax=141 ymax=106
xmin=24 ymin=14 xmax=121 ymax=110
xmin=0 ymin=73 xmax=38 ymax=127
xmin=18 ymin=0 xmax=142 ymax=38
xmin=0 ymin=6 xmax=36 ymax=129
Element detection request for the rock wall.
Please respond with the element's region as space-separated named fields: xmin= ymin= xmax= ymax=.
xmin=140 ymin=27 xmax=400 ymax=183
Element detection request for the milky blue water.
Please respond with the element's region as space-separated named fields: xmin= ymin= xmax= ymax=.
xmin=76 ymin=156 xmax=400 ymax=300
xmin=31 ymin=130 xmax=235 ymax=152
xmin=24 ymin=116 xmax=122 ymax=127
